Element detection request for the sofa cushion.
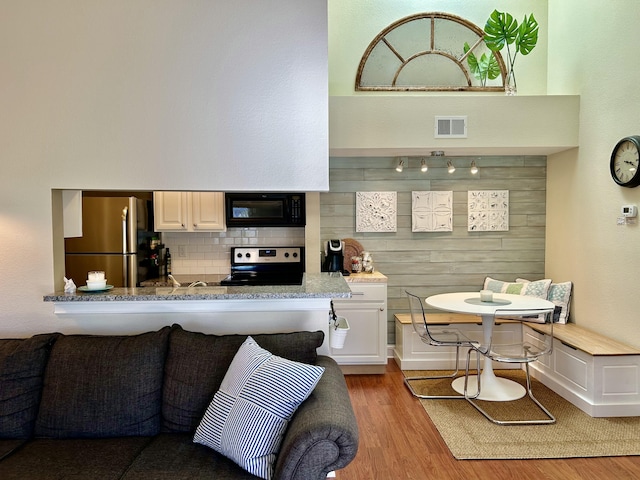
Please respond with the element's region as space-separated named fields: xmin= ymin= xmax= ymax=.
xmin=0 ymin=439 xmax=27 ymax=462
xmin=0 ymin=437 xmax=152 ymax=480
xmin=0 ymin=334 xmax=58 ymax=439
xmin=34 ymin=327 xmax=171 ymax=438
xmin=193 ymin=336 xmax=324 ymax=480
xmin=162 ymin=325 xmax=324 ymax=432
xmin=121 ymin=433 xmax=258 ymax=480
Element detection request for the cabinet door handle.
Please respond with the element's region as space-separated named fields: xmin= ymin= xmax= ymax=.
xmin=351 ymin=292 xmax=365 ymax=296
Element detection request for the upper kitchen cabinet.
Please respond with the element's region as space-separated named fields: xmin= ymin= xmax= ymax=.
xmin=154 ymin=192 xmax=226 ymax=232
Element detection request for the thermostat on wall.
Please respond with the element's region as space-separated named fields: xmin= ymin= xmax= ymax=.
xmin=621 ymin=205 xmax=638 ymax=217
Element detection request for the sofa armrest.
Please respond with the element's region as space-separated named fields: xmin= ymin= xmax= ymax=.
xmin=273 ymin=355 xmax=358 ymax=480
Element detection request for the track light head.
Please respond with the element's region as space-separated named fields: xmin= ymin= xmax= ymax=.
xmin=420 ymin=158 xmax=428 ymax=173
xmin=395 ymin=158 xmax=404 ymax=172
xmin=470 ymin=160 xmax=479 ymax=175
xmin=447 ymin=159 xmax=455 ymax=174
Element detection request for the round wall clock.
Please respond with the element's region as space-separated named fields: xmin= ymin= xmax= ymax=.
xmin=610 ymin=135 xmax=640 ymax=187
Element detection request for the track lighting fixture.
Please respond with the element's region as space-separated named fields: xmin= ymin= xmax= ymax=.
xmin=420 ymin=157 xmax=428 ymax=172
xmin=447 ymin=159 xmax=456 ymax=174
xmin=470 ymin=160 xmax=479 ymax=175
xmin=395 ymin=158 xmax=404 ymax=172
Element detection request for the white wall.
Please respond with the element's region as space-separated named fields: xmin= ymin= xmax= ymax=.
xmin=328 ymin=0 xmax=640 ymax=349
xmin=0 ymin=1 xmax=328 ymax=335
xmin=546 ymin=0 xmax=640 ymax=348
xmin=329 ymin=0 xmax=548 ymax=96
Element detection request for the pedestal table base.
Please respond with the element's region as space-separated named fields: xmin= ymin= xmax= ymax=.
xmin=452 ymin=373 xmax=525 ymax=402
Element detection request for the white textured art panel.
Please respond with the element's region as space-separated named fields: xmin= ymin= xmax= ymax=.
xmin=468 ymin=190 xmax=509 ymax=231
xmin=356 ymin=192 xmax=397 ymax=232
xmin=412 ymin=191 xmax=453 ymax=232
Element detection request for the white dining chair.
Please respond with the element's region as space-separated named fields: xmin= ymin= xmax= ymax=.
xmin=404 ymin=291 xmax=480 ymax=399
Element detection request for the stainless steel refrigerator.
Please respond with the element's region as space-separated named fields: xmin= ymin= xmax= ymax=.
xmin=64 ymin=196 xmax=155 ymax=287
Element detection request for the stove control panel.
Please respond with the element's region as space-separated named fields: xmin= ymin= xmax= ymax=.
xmin=232 ymin=247 xmax=303 ymax=264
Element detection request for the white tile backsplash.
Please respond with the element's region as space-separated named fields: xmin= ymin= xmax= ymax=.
xmin=162 ymin=227 xmax=305 ymax=275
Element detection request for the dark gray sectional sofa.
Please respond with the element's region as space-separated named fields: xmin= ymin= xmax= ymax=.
xmin=0 ymin=325 xmax=358 ymax=480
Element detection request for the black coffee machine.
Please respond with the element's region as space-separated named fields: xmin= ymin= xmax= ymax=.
xmin=323 ymin=239 xmax=344 ymax=272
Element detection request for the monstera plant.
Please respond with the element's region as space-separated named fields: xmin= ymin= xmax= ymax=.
xmin=463 ymin=42 xmax=501 ymax=87
xmin=483 ymin=9 xmax=539 ymax=94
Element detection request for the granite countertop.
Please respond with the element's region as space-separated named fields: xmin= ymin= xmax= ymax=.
xmin=43 ymin=272 xmax=351 ymax=302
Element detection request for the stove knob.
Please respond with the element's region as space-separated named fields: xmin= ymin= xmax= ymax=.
xmin=245 ymin=253 xmax=251 ymax=258
xmin=284 ymin=252 xmax=290 ymax=258
xmin=236 ymin=253 xmax=243 ymax=258
xmin=293 ymin=252 xmax=298 ymax=258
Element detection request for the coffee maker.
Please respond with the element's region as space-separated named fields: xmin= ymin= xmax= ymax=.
xmin=323 ymin=239 xmax=344 ymax=272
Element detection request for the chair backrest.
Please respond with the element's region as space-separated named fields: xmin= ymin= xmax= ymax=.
xmin=405 ymin=291 xmax=432 ymax=341
xmin=491 ymin=307 xmax=555 ymax=357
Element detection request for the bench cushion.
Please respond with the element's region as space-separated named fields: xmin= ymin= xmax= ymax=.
xmin=0 ymin=334 xmax=58 ymax=439
xmin=34 ymin=327 xmax=171 ymax=438
xmin=162 ymin=326 xmax=324 ymax=433
xmin=518 ymin=278 xmax=573 ymax=324
xmin=484 ymin=276 xmax=552 ymax=299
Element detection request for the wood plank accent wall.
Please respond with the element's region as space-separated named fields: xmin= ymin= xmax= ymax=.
xmin=320 ymin=156 xmax=547 ymax=345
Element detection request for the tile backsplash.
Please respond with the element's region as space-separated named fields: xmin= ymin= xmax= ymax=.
xmin=161 ymin=227 xmax=305 ymax=275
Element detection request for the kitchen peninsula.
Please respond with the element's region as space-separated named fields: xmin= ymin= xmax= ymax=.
xmin=43 ymin=273 xmax=350 ymax=355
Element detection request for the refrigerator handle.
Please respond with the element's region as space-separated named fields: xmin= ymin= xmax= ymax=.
xmin=121 ymin=207 xmax=128 ymax=252
xmin=122 ymin=207 xmax=129 ymax=287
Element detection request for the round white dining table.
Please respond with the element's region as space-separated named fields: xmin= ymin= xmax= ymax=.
xmin=425 ymin=292 xmax=555 ymax=401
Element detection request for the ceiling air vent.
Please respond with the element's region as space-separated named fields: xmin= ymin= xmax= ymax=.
xmin=434 ymin=116 xmax=467 ymax=138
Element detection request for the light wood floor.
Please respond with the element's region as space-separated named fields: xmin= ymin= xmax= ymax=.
xmin=337 ymin=361 xmax=640 ymax=480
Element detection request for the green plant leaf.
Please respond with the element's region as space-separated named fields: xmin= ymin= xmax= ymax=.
xmin=464 ymin=42 xmax=479 ymax=73
xmin=484 ymin=9 xmax=518 ymax=52
xmin=516 ymin=13 xmax=539 ymax=55
xmin=487 ymin=52 xmax=501 ymax=80
xmin=464 ymin=42 xmax=487 ymax=85
xmin=464 ymin=42 xmax=481 ymax=78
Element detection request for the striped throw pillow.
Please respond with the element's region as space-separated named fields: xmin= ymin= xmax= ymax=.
xmin=193 ymin=336 xmax=324 ymax=480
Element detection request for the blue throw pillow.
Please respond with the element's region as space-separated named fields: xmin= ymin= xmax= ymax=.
xmin=193 ymin=336 xmax=324 ymax=480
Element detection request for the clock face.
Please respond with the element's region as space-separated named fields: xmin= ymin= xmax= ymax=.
xmin=611 ymin=137 xmax=640 ymax=187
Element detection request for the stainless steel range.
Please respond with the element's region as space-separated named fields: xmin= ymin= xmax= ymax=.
xmin=220 ymin=247 xmax=305 ymax=286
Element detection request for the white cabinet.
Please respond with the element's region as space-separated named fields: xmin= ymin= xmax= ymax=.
xmin=154 ymin=192 xmax=226 ymax=232
xmin=331 ymin=280 xmax=387 ymax=372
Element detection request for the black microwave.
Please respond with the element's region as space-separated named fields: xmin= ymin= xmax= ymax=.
xmin=225 ymin=193 xmax=306 ymax=227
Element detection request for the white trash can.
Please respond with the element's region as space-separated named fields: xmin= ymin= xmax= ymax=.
xmin=329 ymin=316 xmax=350 ymax=349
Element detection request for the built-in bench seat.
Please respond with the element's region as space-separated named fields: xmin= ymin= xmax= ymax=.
xmin=523 ymin=321 xmax=640 ymax=356
xmin=394 ymin=313 xmax=640 ymax=417
xmin=393 ymin=313 xmax=522 ymax=372
xmin=522 ymin=322 xmax=640 ymax=417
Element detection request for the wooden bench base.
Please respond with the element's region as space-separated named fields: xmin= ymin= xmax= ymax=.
xmin=394 ymin=313 xmax=640 ymax=417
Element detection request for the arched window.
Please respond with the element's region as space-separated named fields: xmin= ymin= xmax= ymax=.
xmin=355 ymin=12 xmax=507 ymax=92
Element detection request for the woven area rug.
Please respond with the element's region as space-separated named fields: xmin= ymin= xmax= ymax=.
xmin=404 ymin=369 xmax=640 ymax=460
